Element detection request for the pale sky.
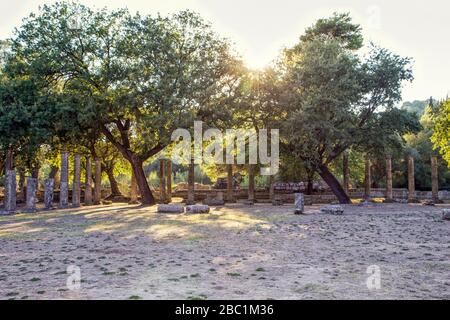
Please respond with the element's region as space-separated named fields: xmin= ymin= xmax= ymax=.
xmin=0 ymin=0 xmax=449 ymax=103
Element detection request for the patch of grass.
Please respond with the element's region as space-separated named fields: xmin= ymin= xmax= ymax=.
xmin=209 ymin=268 xmax=216 ymax=272
xmin=187 ymin=294 xmax=208 ymax=300
xmin=187 ymin=235 xmax=203 ymax=242
xmin=128 ymin=295 xmax=143 ymax=300
xmin=37 ymin=291 xmax=45 ymax=295
xmin=256 ymin=267 xmax=266 ymax=272
xmin=190 ymin=273 xmax=201 ymax=278
xmin=30 ymin=277 xmax=41 ymax=282
xmin=54 ymin=271 xmax=67 ymax=275
xmin=102 ymin=271 xmax=115 ymax=276
xmin=227 ymin=272 xmax=241 ymax=277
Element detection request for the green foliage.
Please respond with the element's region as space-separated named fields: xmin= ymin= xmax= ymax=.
xmin=281 ymin=14 xmax=414 ymax=193
xmin=300 ymin=12 xmax=364 ymax=50
xmin=432 ymin=99 xmax=450 ymax=167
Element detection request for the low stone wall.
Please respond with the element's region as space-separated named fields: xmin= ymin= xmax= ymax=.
xmin=172 ymin=188 xmax=450 ymax=204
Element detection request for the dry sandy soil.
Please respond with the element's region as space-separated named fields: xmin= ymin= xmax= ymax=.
xmin=0 ymin=202 xmax=449 ymax=300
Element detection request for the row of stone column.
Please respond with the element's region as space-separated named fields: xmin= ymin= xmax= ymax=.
xmin=2 ymin=151 xmax=103 ymax=214
xmin=159 ymin=159 xmax=173 ymax=204
xmin=343 ymin=154 xmax=440 ymax=203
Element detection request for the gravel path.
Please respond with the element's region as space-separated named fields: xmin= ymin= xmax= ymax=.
xmin=0 ymin=203 xmax=449 ymax=300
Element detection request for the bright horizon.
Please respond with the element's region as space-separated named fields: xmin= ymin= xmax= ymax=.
xmin=0 ymin=0 xmax=449 ymax=104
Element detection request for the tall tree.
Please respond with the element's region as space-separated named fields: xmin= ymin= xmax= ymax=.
xmin=432 ymin=99 xmax=450 ymax=167
xmin=12 ymin=2 xmax=239 ymax=204
xmin=280 ymin=13 xmax=414 ymax=203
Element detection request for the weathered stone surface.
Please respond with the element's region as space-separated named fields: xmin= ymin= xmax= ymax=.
xmin=157 ymin=204 xmax=185 ymax=214
xmin=385 ymin=155 xmax=393 ymax=201
xmin=187 ymin=160 xmax=195 ymax=205
xmin=3 ymin=170 xmax=17 ymax=213
xmin=248 ymin=164 xmax=255 ymax=203
xmin=294 ymin=193 xmax=304 ymax=215
xmin=59 ymin=151 xmax=69 ymax=209
xmin=84 ymin=157 xmax=93 ymax=205
xmin=44 ymin=179 xmax=54 ymax=210
xmin=25 ymin=177 xmax=38 ymax=213
xmin=72 ymin=154 xmax=81 ymax=207
xmin=186 ymin=205 xmax=210 ymax=214
xmin=442 ymin=209 xmax=450 ymax=221
xmin=166 ymin=160 xmax=172 ymax=203
xmin=94 ymin=158 xmax=102 ymax=205
xmin=320 ymin=205 xmax=344 ymax=215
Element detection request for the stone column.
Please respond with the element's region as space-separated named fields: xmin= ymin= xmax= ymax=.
xmin=44 ymin=179 xmax=54 ymax=210
xmin=72 ymin=154 xmax=81 ymax=207
xmin=364 ymin=157 xmax=371 ymax=201
xmin=59 ymin=151 xmax=69 ymax=209
xmin=431 ymin=156 xmax=439 ymax=203
xmin=269 ymin=174 xmax=275 ymax=201
xmin=166 ymin=160 xmax=172 ymax=204
xmin=226 ymin=164 xmax=235 ymax=203
xmin=294 ymin=193 xmax=304 ymax=215
xmin=343 ymin=151 xmax=350 ymax=195
xmin=130 ymin=172 xmax=139 ymax=204
xmin=187 ymin=159 xmax=195 ymax=205
xmin=25 ymin=177 xmax=38 ymax=212
xmin=159 ymin=159 xmax=166 ymax=204
xmin=407 ymin=155 xmax=417 ymax=203
xmin=3 ymin=170 xmax=17 ymax=213
xmin=247 ymin=164 xmax=255 ymax=204
xmin=94 ymin=158 xmax=102 ymax=205
xmin=84 ymin=157 xmax=93 ymax=205
xmin=385 ymin=154 xmax=393 ymax=202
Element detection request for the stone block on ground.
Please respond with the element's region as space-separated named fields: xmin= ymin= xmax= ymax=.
xmin=24 ymin=177 xmax=38 ymax=213
xmin=320 ymin=205 xmax=344 ymax=215
xmin=294 ymin=193 xmax=304 ymax=215
xmin=44 ymin=179 xmax=55 ymax=210
xmin=3 ymin=170 xmax=17 ymax=213
xmin=186 ymin=205 xmax=210 ymax=214
xmin=157 ymin=204 xmax=185 ymax=214
xmin=442 ymin=209 xmax=450 ymax=221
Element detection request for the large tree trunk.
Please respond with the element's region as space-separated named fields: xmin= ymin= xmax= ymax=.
xmin=317 ymin=164 xmax=351 ymax=204
xmin=100 ymin=124 xmax=161 ymax=206
xmin=105 ymin=166 xmax=122 ymax=197
xmin=130 ymin=155 xmax=155 ymax=205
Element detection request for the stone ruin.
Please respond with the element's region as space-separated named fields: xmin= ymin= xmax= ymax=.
xmin=294 ymin=193 xmax=304 ymax=215
xmin=320 ymin=205 xmax=344 ymax=215
xmin=442 ymin=209 xmax=450 ymax=221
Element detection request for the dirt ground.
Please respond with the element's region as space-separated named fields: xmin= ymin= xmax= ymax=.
xmin=0 ymin=202 xmax=449 ymax=300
